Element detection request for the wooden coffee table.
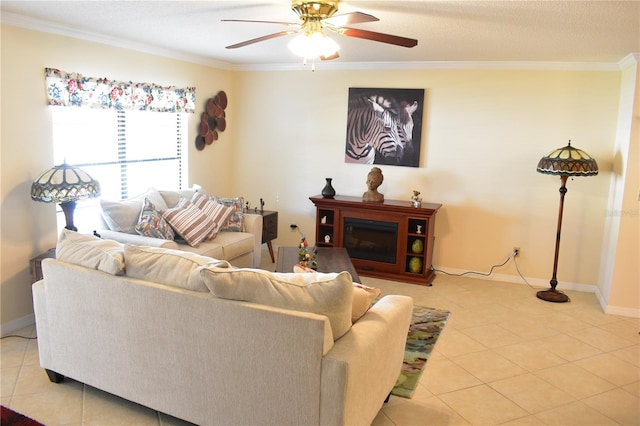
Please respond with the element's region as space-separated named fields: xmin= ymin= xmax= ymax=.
xmin=276 ymin=247 xmax=361 ymax=283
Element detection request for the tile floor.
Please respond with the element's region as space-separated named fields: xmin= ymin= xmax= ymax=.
xmin=2 ymin=248 xmax=639 ymax=425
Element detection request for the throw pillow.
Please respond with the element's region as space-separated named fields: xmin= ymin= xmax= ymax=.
xmin=158 ymin=188 xmax=199 ymax=208
xmin=134 ymin=198 xmax=175 ymax=240
xmin=200 ymin=266 xmax=353 ymax=340
xmin=212 ymin=196 xmax=245 ymax=232
xmin=291 ymin=265 xmax=380 ymax=323
xmin=100 ymin=187 xmax=167 ymax=234
xmin=56 ymin=229 xmax=125 ymax=275
xmin=351 ymin=283 xmax=382 ymax=322
xmin=124 ymin=245 xmax=228 ymax=292
xmin=161 ymin=198 xmax=217 ymax=247
xmin=190 ymin=192 xmax=235 ymax=239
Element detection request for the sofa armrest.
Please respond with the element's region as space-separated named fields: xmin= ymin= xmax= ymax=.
xmin=320 ymin=295 xmax=413 ymax=426
xmin=242 ymin=213 xmax=263 ymax=268
xmin=97 ymin=229 xmax=179 ymax=249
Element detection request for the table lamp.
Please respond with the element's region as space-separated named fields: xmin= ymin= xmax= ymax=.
xmin=31 ymin=163 xmax=101 ymax=231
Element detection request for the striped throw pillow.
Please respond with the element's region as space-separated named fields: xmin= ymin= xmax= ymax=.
xmin=190 ymin=192 xmax=235 ymax=240
xmin=161 ymin=198 xmax=216 ymax=247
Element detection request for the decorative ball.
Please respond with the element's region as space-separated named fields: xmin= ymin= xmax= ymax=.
xmin=411 ymin=239 xmax=424 ymax=254
xmin=408 ymin=257 xmax=423 ymax=273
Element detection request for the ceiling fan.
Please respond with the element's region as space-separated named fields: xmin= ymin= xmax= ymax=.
xmin=223 ymin=0 xmax=417 ymax=63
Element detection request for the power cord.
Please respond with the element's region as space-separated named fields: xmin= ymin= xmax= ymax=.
xmin=513 ymin=254 xmax=536 ymax=289
xmin=0 ymin=335 xmax=37 ymax=340
xmin=434 ymin=249 xmax=535 ymax=288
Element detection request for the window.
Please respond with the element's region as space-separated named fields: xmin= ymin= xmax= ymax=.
xmin=51 ymin=107 xmax=188 ymax=232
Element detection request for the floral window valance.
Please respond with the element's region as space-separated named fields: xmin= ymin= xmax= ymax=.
xmin=44 ymin=68 xmax=196 ymax=113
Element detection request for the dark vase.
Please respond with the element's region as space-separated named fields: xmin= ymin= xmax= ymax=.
xmin=321 ymin=178 xmax=336 ymax=199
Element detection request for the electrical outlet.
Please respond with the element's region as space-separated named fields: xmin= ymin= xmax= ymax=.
xmin=513 ymin=247 xmax=520 ymax=257
xmin=290 ymin=224 xmax=298 ymax=230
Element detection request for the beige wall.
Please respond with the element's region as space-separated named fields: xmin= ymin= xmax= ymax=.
xmin=1 ymin=25 xmax=235 ymax=330
xmin=600 ymin=59 xmax=640 ymax=315
xmin=232 ymin=69 xmax=621 ymax=286
xmin=2 ymin=24 xmax=638 ymax=331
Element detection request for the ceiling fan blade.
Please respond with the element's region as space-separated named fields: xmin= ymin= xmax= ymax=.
xmin=340 ymin=27 xmax=418 ymax=48
xmin=221 ymin=19 xmax=297 ymax=27
xmin=324 ymin=12 xmax=378 ymax=27
xmin=225 ymin=30 xmax=297 ymax=49
xmin=321 ymin=51 xmax=340 ymax=61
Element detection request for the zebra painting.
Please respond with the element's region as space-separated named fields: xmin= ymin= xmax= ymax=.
xmin=345 ymin=88 xmax=424 ymax=167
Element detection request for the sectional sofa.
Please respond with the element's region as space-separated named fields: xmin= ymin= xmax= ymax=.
xmin=96 ymin=187 xmax=262 ymax=268
xmin=33 ymin=230 xmax=414 ymax=425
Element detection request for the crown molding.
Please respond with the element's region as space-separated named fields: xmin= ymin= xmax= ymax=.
xmin=618 ymin=53 xmax=640 ymax=69
xmin=243 ymin=60 xmax=623 ymax=72
xmin=2 ymin=11 xmax=629 ymax=73
xmin=1 ymin=11 xmax=235 ymax=70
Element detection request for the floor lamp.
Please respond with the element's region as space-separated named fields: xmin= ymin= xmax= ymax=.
xmin=31 ymin=163 xmax=101 ymax=231
xmin=536 ymin=141 xmax=598 ymax=303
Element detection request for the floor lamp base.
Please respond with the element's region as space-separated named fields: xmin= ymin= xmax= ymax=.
xmin=536 ymin=288 xmax=570 ymax=303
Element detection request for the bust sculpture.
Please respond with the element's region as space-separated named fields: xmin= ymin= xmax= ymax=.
xmin=362 ymin=167 xmax=384 ymax=202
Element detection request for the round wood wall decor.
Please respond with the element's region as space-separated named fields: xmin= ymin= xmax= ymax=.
xmin=196 ymin=90 xmax=227 ymax=151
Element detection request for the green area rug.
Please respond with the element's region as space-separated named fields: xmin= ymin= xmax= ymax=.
xmin=391 ymin=305 xmax=451 ymax=399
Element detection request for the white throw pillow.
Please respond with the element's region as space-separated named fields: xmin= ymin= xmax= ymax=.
xmin=56 ymin=229 xmax=125 ymax=275
xmin=124 ymin=244 xmax=229 ymax=292
xmin=200 ymin=266 xmax=354 ymax=340
xmin=292 ymin=265 xmax=381 ymax=323
xmin=100 ymin=187 xmax=167 ymax=234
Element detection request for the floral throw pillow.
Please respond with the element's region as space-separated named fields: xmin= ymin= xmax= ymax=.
xmin=212 ymin=196 xmax=245 ymax=232
xmin=135 ymin=198 xmax=175 ymax=240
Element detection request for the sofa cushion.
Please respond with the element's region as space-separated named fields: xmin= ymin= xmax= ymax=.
xmin=209 ymin=231 xmax=255 ymax=261
xmin=190 ymin=192 xmax=235 ymax=239
xmin=159 ymin=188 xmax=199 ymax=208
xmin=100 ymin=187 xmax=167 ymax=234
xmin=212 ymin=196 xmax=245 ymax=232
xmin=56 ymin=229 xmax=125 ymax=275
xmin=200 ymin=266 xmax=353 ymax=340
xmin=135 ymin=198 xmax=175 ymax=240
xmin=173 ymin=239 xmax=225 ymax=259
xmin=161 ymin=198 xmax=216 ymax=247
xmin=124 ymin=244 xmax=227 ymax=292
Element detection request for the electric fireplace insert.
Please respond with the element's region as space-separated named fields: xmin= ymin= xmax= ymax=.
xmin=343 ymin=217 xmax=398 ymax=264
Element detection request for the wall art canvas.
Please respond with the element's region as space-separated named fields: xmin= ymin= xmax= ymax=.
xmin=345 ymin=88 xmax=425 ymax=167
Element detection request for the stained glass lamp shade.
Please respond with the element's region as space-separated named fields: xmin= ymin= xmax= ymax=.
xmin=31 ymin=163 xmax=101 ymax=231
xmin=536 ymin=141 xmax=598 ymax=302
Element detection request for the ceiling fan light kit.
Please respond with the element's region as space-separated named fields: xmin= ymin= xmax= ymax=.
xmin=288 ymin=26 xmax=340 ymax=60
xmin=223 ymin=0 xmax=418 ymax=69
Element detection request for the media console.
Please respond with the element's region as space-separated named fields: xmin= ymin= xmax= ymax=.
xmin=310 ymin=195 xmax=442 ymax=286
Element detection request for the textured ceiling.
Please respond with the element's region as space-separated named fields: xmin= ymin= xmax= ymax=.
xmin=2 ymin=1 xmax=638 ymax=69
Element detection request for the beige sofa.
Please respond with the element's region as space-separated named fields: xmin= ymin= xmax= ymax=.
xmin=33 ymin=233 xmax=413 ymax=426
xmin=97 ymin=187 xmax=262 ymax=268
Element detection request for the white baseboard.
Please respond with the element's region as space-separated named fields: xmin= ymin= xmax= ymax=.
xmin=435 ymin=268 xmax=640 ymax=318
xmin=433 ymin=268 xmax=596 ymax=292
xmin=603 ymin=305 xmax=640 ymax=318
xmin=594 ymin=288 xmax=640 ymax=318
xmin=1 ymin=314 xmax=35 ymax=337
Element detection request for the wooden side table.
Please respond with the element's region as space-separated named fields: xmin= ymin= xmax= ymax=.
xmin=253 ymin=210 xmax=278 ymax=263
xmin=30 ymin=248 xmax=56 ymax=283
